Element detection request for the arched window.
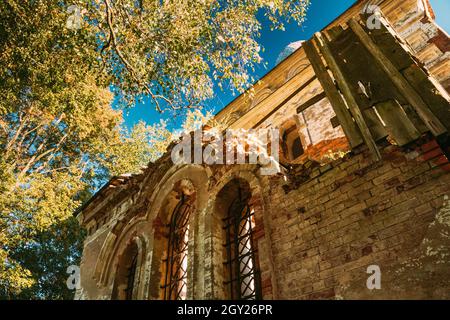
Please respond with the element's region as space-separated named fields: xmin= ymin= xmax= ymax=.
xmin=161 ymin=193 xmax=193 ymax=300
xmin=280 ymin=119 xmax=305 ymax=162
xmin=220 ymin=179 xmax=261 ymax=300
xmin=291 ymin=136 xmax=304 ymax=159
xmin=112 ymin=242 xmax=139 ymax=300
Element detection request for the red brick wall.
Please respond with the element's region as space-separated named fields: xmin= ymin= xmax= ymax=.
xmin=265 ymin=137 xmax=450 ymax=299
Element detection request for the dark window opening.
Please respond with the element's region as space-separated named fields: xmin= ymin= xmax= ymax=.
xmin=281 ymin=124 xmax=304 ymax=161
xmin=291 ymin=137 xmax=304 ymax=159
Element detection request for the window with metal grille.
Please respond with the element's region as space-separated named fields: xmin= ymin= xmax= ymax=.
xmin=161 ymin=194 xmax=192 ymax=300
xmin=125 ymin=252 xmax=138 ymax=300
xmin=223 ymin=189 xmax=261 ymax=300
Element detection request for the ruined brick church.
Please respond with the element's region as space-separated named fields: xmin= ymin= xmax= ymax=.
xmin=76 ymin=0 xmax=450 ymax=300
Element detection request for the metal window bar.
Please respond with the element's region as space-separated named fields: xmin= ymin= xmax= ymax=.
xmin=125 ymin=252 xmax=138 ymax=300
xmin=161 ymin=194 xmax=192 ymax=300
xmin=223 ymin=188 xmax=262 ymax=300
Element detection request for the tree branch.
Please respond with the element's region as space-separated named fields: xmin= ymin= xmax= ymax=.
xmin=102 ymin=0 xmax=177 ymax=112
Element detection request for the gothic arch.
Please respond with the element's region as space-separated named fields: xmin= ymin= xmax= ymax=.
xmin=143 ymin=164 xmax=211 ymax=299
xmin=107 ymin=233 xmax=150 ymax=300
xmin=111 ymin=239 xmax=138 ymax=299
xmin=96 ymin=164 xmax=211 ymax=300
xmin=200 ymin=167 xmax=277 ymax=299
xmin=94 ymin=212 xmax=151 ymax=289
xmin=143 ymin=164 xmax=211 ymax=221
xmin=279 ymin=117 xmax=306 ymax=163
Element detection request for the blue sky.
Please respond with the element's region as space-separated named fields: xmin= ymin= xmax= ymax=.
xmin=121 ymin=0 xmax=450 ymax=130
xmin=431 ymin=0 xmax=450 ymax=33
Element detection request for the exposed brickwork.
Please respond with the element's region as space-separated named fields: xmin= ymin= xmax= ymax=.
xmin=76 ymin=135 xmax=450 ymax=300
xmin=267 ymin=137 xmax=450 ymax=299
xmin=75 ymin=0 xmax=450 ymax=300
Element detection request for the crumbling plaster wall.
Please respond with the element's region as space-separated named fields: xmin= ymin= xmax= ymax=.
xmin=76 ymin=0 xmax=450 ymax=300
xmin=77 ymin=135 xmax=450 ymax=300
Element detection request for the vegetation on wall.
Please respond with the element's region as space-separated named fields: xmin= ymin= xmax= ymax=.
xmin=0 ymin=0 xmax=309 ymax=299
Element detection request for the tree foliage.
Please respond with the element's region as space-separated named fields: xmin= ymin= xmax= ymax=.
xmin=0 ymin=0 xmax=309 ymax=299
xmin=14 ymin=0 xmax=309 ymax=111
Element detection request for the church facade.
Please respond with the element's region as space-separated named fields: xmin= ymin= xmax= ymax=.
xmin=76 ymin=0 xmax=450 ymax=300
